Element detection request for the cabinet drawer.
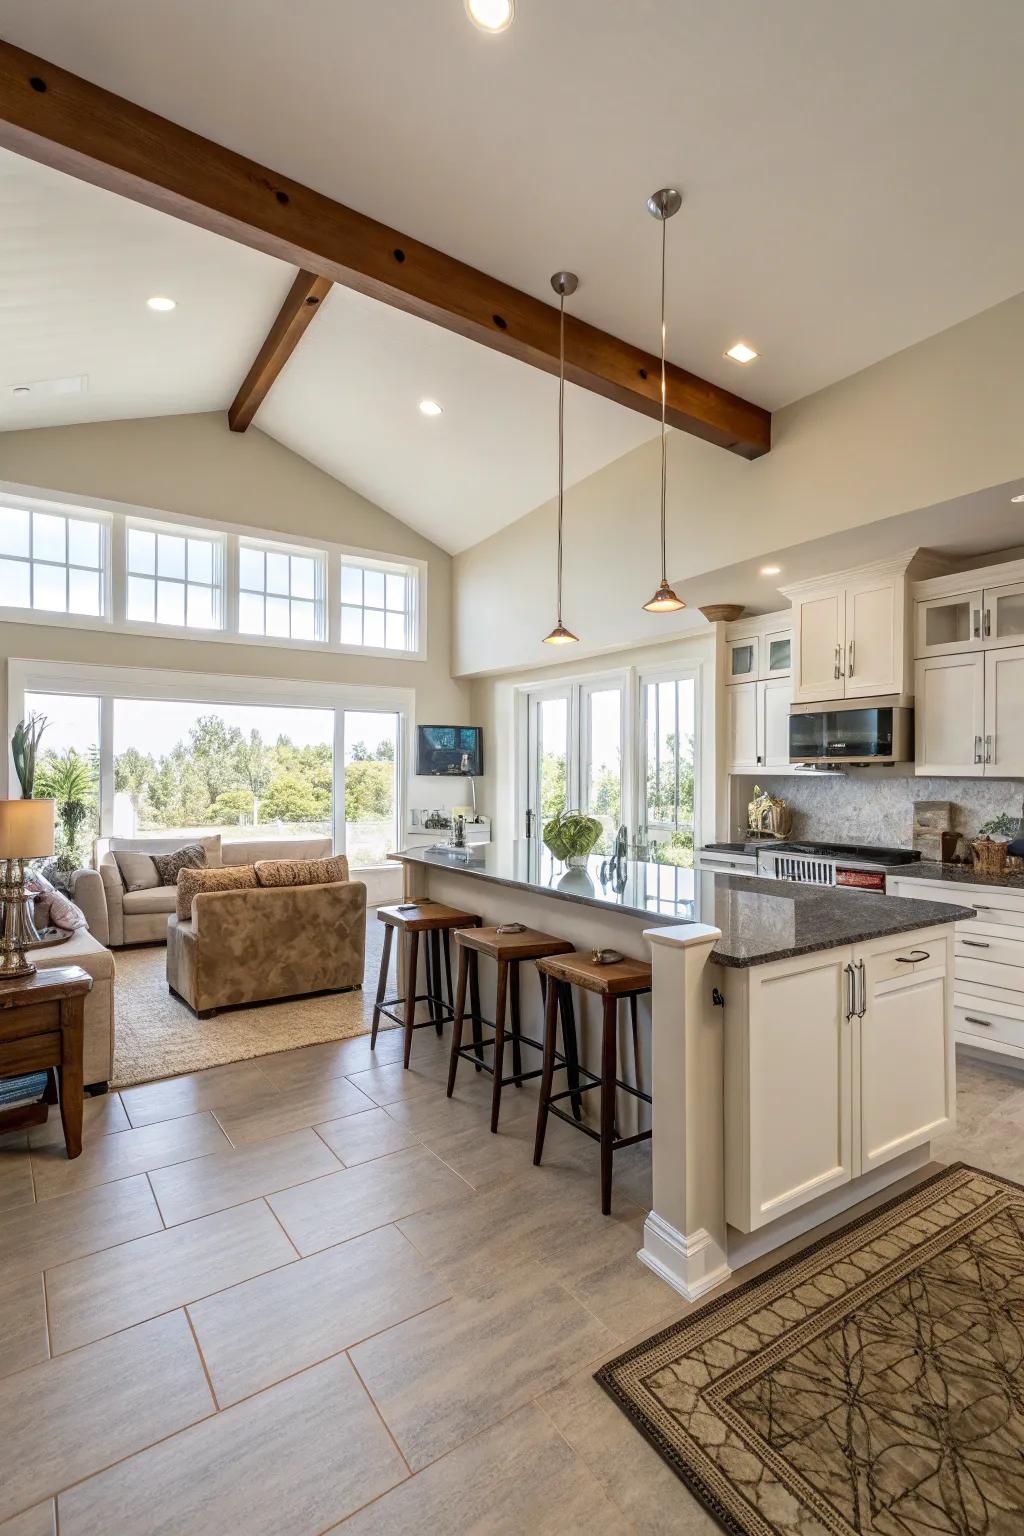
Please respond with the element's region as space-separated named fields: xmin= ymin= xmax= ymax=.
xmin=0 ymin=1032 xmax=60 ymax=1076
xmin=869 ymin=940 xmax=947 ymax=985
xmin=894 ymin=880 xmax=1024 ymax=929
xmin=956 ymin=955 xmax=1024 ymax=995
xmin=955 ymin=928 xmax=1024 ymax=971
xmin=955 ymin=999 xmax=1024 ymax=1052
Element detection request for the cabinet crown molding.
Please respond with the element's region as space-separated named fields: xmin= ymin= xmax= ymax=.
xmin=779 ymin=548 xmax=949 ymax=601
xmin=724 ymin=609 xmax=791 ymax=640
xmin=913 ymin=554 xmax=1024 ymax=601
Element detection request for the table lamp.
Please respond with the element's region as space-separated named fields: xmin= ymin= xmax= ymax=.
xmin=0 ymin=799 xmax=55 ymax=979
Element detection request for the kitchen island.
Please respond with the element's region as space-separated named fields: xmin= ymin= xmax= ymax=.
xmin=391 ymin=843 xmax=973 ymax=1298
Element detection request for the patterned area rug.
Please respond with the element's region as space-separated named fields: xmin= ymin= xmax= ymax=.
xmin=112 ymin=914 xmax=396 ymax=1087
xmin=597 ymin=1164 xmax=1024 ymax=1535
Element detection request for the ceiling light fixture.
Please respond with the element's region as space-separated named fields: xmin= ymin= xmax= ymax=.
xmin=760 ymin=564 xmax=781 ymax=576
xmin=418 ymin=399 xmax=444 ymax=417
xmin=146 ymin=295 xmax=176 ymax=312
xmin=465 ymin=0 xmax=514 ymax=32
xmin=542 ymin=271 xmax=580 ymax=647
xmin=642 ymin=189 xmax=686 ymax=615
xmin=725 ymin=341 xmax=758 ymax=364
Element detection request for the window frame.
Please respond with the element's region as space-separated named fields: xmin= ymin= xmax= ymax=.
xmin=0 ymin=481 xmax=427 ymax=661
xmin=0 ymin=494 xmax=111 ymax=623
xmin=123 ymin=517 xmax=226 ymax=635
xmin=237 ymin=534 xmax=328 ymax=644
xmin=337 ymin=554 xmax=421 ymax=660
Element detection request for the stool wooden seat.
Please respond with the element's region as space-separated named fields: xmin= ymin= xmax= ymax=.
xmin=448 ymin=926 xmax=575 ymax=1133
xmin=371 ymin=902 xmax=481 ymax=1069
xmin=533 ymin=949 xmax=652 ymax=1214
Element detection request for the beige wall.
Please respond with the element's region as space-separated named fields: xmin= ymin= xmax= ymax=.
xmin=455 ymin=289 xmax=1024 ymax=677
xmin=0 ymin=412 xmax=471 ymax=804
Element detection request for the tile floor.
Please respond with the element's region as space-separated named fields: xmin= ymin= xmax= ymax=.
xmin=0 ymin=998 xmax=1019 ymax=1533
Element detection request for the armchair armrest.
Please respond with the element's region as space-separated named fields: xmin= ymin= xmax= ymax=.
xmin=69 ymin=867 xmax=110 ymax=946
xmin=99 ymin=860 xmax=125 ymax=946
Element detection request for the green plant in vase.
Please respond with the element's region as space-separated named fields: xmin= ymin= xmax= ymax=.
xmin=543 ymin=809 xmax=603 ymax=867
xmin=11 ymin=714 xmax=48 ymax=798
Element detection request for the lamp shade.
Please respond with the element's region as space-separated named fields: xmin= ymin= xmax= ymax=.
xmin=0 ymin=798 xmax=55 ymax=859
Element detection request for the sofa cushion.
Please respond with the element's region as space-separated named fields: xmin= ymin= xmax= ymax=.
xmin=112 ymin=849 xmax=161 ymax=893
xmin=254 ymin=854 xmax=350 ymax=888
xmin=176 ymin=864 xmax=258 ymax=921
xmin=122 ymin=886 xmax=177 ymax=916
xmin=151 ymin=843 xmax=207 ymax=887
xmin=223 ymin=836 xmax=331 ymax=867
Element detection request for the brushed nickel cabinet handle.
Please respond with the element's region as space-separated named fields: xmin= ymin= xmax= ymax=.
xmin=972 ymin=608 xmax=981 ymax=639
xmin=964 ymin=1016 xmax=993 ymax=1027
xmin=975 ymin=735 xmax=983 ymax=764
xmin=848 ymin=639 xmax=855 ymax=678
xmin=984 ymin=608 xmax=992 ymax=638
xmin=856 ymin=958 xmax=867 ymax=1018
xmin=961 ymin=939 xmax=990 ymax=948
xmin=844 ymin=963 xmax=856 ymax=1022
xmin=833 ymin=643 xmax=841 ymax=681
xmin=985 ymin=734 xmax=993 ymax=764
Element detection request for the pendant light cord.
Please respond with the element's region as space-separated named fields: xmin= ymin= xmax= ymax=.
xmin=557 ymin=287 xmax=566 ymax=624
xmin=659 ymin=213 xmax=668 ymax=584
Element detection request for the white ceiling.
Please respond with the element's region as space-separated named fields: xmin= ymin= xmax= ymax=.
xmin=3 ymin=0 xmax=1024 ymax=413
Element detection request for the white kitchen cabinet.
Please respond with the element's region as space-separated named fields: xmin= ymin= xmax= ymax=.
xmin=916 ymin=590 xmax=983 ymax=657
xmin=726 ymin=677 xmax=792 ymax=773
xmin=792 ymin=585 xmax=846 ymax=702
xmin=985 ymin=645 xmax=1024 ymax=776
xmin=984 ymin=581 xmax=1024 ymax=649
xmin=726 ymin=636 xmax=759 ymax=683
xmin=763 ymin=629 xmax=792 ymax=679
xmin=845 ymin=573 xmax=902 ymax=697
xmin=726 ymin=927 xmax=953 ymax=1232
xmin=914 ymin=653 xmax=985 ymax=776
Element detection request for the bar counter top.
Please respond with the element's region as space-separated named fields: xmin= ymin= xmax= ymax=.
xmin=390 ymin=843 xmax=975 ymax=968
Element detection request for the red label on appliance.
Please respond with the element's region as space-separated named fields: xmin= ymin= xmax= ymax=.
xmin=836 ymin=869 xmax=885 ymax=890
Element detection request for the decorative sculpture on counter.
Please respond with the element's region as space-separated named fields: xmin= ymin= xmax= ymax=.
xmin=746 ymin=785 xmax=792 ymax=840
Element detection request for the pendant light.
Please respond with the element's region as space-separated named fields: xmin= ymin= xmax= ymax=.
xmin=642 ymin=188 xmax=686 ymax=614
xmin=543 ymin=271 xmax=580 ymax=645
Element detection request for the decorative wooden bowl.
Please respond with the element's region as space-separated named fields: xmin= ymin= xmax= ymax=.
xmin=699 ymin=604 xmax=745 ymax=623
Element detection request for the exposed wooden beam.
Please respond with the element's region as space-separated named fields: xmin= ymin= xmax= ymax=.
xmin=0 ymin=38 xmax=771 ymax=459
xmin=229 ymin=269 xmax=332 ymax=431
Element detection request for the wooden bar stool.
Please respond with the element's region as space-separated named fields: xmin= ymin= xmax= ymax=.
xmin=371 ymin=902 xmax=481 ymax=1069
xmin=533 ymin=950 xmax=652 ymax=1215
xmin=447 ymin=925 xmax=577 ymax=1133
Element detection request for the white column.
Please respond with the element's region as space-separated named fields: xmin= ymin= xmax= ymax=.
xmin=640 ymin=922 xmax=731 ymax=1301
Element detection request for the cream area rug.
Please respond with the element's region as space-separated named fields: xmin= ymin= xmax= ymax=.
xmin=112 ymin=913 xmax=395 ymax=1088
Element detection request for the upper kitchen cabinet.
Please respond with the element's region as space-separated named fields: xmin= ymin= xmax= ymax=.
xmin=724 ymin=612 xmax=792 ymax=683
xmin=784 ymin=551 xmax=948 ymax=705
xmin=915 ymin=559 xmax=1024 ymax=660
xmin=725 ymin=635 xmax=759 ymax=683
xmin=724 ymin=612 xmax=793 ymax=774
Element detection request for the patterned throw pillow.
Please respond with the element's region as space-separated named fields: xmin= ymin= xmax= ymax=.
xmin=24 ymin=869 xmax=89 ymax=932
xmin=151 ymin=843 xmax=207 ymax=887
xmin=175 ymin=864 xmax=258 ymax=922
xmin=253 ymin=854 xmax=350 ymax=888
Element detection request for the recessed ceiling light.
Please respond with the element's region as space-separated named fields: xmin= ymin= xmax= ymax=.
xmin=146 ymin=295 xmax=176 ymax=312
xmin=465 ymin=0 xmax=514 ymax=32
xmin=1011 ymin=493 xmax=1024 ymax=503
xmin=725 ymin=341 xmax=758 ymax=364
xmin=418 ymin=399 xmax=444 ymax=417
xmin=760 ymin=565 xmax=781 ymax=576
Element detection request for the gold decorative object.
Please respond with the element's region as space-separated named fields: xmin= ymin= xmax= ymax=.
xmin=699 ymin=604 xmax=745 ymax=623
xmin=0 ymin=798 xmax=55 ymax=979
xmin=746 ymin=785 xmax=792 ymax=839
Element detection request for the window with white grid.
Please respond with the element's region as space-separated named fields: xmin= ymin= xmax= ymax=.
xmin=126 ymin=523 xmax=224 ymax=631
xmin=340 ymin=562 xmax=416 ymax=652
xmin=238 ymin=539 xmax=326 ymax=641
xmin=0 ymin=504 xmax=107 ymax=617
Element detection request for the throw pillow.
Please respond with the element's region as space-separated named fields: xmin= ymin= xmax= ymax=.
xmin=253 ymin=854 xmax=350 ymax=888
xmin=24 ymin=869 xmax=89 ymax=932
xmin=152 ymin=843 xmax=207 ymax=887
xmin=112 ymin=849 xmax=160 ymax=893
xmin=176 ymin=864 xmax=258 ymax=922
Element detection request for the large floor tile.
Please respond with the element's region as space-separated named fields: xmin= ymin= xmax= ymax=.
xmin=381 ymin=1075 xmax=538 ymax=1140
xmin=27 ymin=1091 xmax=130 ymax=1148
xmin=120 ymin=1062 xmax=271 ymax=1129
xmin=350 ymin=1266 xmax=614 ymax=1470
xmin=212 ymin=1075 xmax=375 ymax=1146
xmin=0 ymin=1175 xmax=162 ymax=1280
xmin=343 ymin=1060 xmax=447 ymax=1108
xmin=0 ymin=1269 xmax=48 ymax=1380
xmin=335 ymin=1401 xmax=632 ymax=1535
xmin=31 ymin=1112 xmax=229 ymax=1200
xmin=0 ymin=1502 xmax=55 ymax=1536
xmin=46 ymin=1198 xmax=296 ymax=1354
xmin=148 ymin=1127 xmax=341 ymax=1226
xmin=190 ymin=1223 xmax=450 ymax=1405
xmin=0 ymin=1311 xmax=212 ymax=1526
xmin=256 ymin=1031 xmax=406 ymax=1090
xmin=269 ymin=1145 xmax=470 ymax=1255
xmin=315 ymin=1107 xmax=421 ymax=1166
xmin=58 ymin=1355 xmax=407 ymax=1536
xmin=0 ymin=1136 xmax=34 ymax=1215
xmin=421 ymin=1102 xmax=590 ymax=1191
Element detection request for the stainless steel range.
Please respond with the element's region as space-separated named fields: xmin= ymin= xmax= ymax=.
xmin=754 ymin=840 xmax=922 ymax=891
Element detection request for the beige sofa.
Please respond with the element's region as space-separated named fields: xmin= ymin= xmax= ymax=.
xmin=72 ymin=834 xmax=332 ymax=947
xmin=28 ymin=928 xmax=116 ymax=1089
xmin=166 ymin=870 xmax=366 ymax=1018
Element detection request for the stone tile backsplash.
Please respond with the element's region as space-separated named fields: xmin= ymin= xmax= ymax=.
xmin=735 ymin=772 xmax=1024 ymax=847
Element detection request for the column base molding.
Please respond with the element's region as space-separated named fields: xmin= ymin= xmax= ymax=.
xmin=638 ymin=1211 xmax=731 ymax=1302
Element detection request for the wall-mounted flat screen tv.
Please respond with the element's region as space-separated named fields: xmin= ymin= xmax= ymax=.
xmin=416 ymin=725 xmax=483 ymax=777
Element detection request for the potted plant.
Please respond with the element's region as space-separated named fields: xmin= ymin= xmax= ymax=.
xmin=542 ymin=809 xmax=603 ymax=868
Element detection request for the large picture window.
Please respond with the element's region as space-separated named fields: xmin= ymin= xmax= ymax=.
xmin=0 ymin=504 xmax=106 ymax=617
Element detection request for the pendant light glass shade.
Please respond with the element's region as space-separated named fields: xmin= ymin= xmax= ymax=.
xmin=542 ymin=271 xmax=580 ymax=646
xmin=642 ymin=188 xmax=685 ymax=616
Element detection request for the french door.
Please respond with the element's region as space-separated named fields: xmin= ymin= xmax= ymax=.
xmin=639 ymin=668 xmax=699 ymax=865
xmin=522 ymin=677 xmax=626 ymax=853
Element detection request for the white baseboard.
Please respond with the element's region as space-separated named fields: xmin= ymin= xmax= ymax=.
xmin=638 ymin=1211 xmax=732 ymax=1302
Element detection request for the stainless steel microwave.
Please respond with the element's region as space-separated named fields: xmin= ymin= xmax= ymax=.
xmin=789 ymin=696 xmax=914 ymax=765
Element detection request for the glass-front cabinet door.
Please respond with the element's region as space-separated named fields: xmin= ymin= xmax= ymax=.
xmin=915 ymin=591 xmax=983 ymax=657
xmin=763 ymin=629 xmax=792 ymax=677
xmin=726 ymin=636 xmax=759 ymax=682
xmin=985 ymin=582 xmax=1024 ymax=648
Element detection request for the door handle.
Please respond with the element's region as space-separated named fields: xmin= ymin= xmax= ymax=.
xmin=964 ymin=1016 xmax=993 ymax=1028
xmin=848 ymin=639 xmax=855 ymax=678
xmin=844 ymin=963 xmax=856 ymax=1021
xmin=985 ymin=734 xmax=993 ymax=764
xmin=895 ymin=949 xmax=931 ymax=963
xmin=984 ymin=608 xmax=992 ymax=639
xmin=961 ymin=939 xmax=990 ymax=949
xmin=972 ymin=609 xmax=981 ymax=639
xmin=833 ymin=643 xmax=841 ymax=680
xmin=974 ymin=735 xmax=983 ymax=765
xmin=856 ymin=959 xmax=867 ymax=1018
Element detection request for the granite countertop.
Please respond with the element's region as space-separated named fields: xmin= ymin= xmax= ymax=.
xmin=882 ymin=861 xmax=1024 ymax=891
xmin=391 ymin=844 xmax=975 ymax=968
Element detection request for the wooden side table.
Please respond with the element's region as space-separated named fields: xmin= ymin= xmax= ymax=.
xmin=0 ymin=966 xmax=93 ymax=1158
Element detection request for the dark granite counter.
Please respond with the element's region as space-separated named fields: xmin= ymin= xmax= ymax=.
xmin=883 ymin=861 xmax=1024 ymax=892
xmin=391 ymin=844 xmax=975 ymax=968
